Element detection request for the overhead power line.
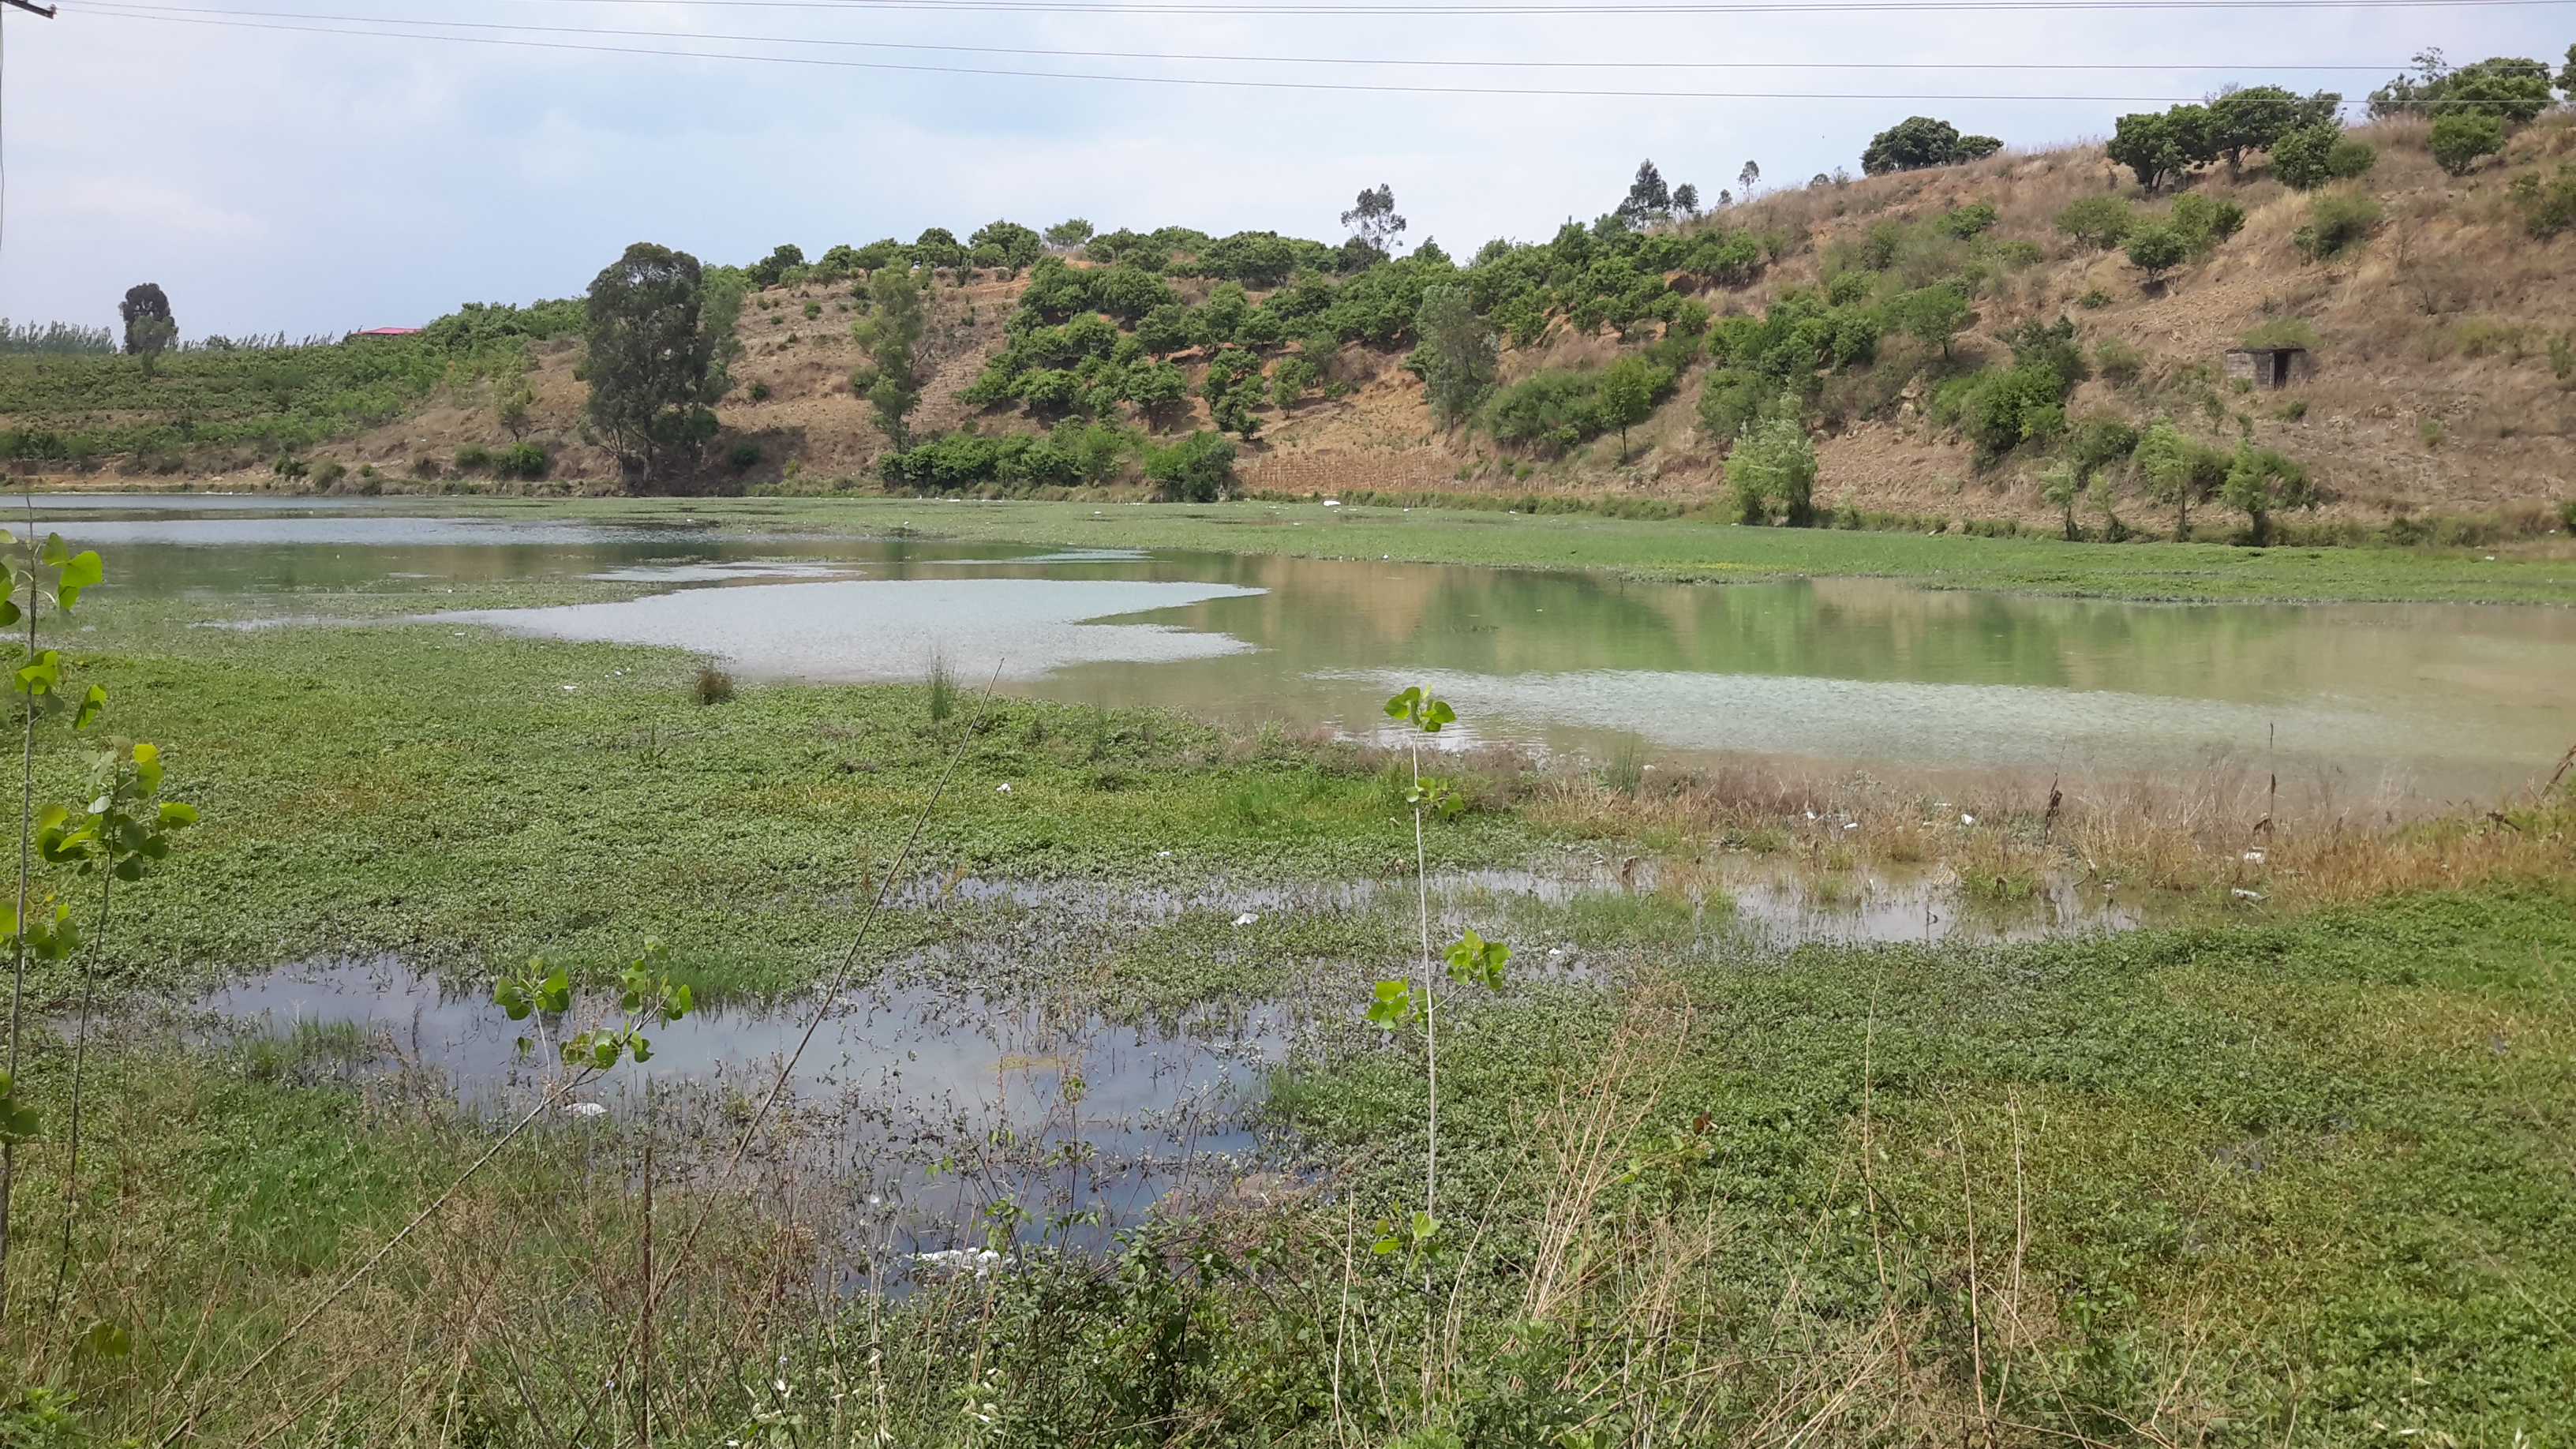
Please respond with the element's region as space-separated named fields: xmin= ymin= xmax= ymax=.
xmin=65 ymin=1 xmax=2456 ymax=73
xmin=80 ymin=1 xmax=2536 ymax=100
xmin=255 ymin=0 xmax=2576 ymax=13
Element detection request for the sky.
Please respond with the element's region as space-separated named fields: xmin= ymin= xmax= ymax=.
xmin=0 ymin=0 xmax=2563 ymax=339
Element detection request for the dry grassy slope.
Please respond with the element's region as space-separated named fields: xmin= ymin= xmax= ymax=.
xmin=336 ymin=114 xmax=2576 ymax=519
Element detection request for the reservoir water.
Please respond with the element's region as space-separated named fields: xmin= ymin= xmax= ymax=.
xmin=69 ymin=493 xmax=2576 ymax=803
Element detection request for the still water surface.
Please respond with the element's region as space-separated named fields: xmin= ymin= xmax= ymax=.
xmin=73 ymin=495 xmax=2575 ymax=799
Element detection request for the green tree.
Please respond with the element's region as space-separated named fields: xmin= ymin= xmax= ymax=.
xmin=1893 ymin=285 xmax=1971 ymax=358
xmin=2054 ymin=195 xmax=2136 ymax=249
xmin=1044 ymin=219 xmax=1095 ymax=250
xmin=1727 ymin=417 xmax=1818 ymax=525
xmin=2135 ymin=416 xmax=2223 ymax=539
xmin=1616 ymin=159 xmax=1672 ymax=226
xmin=2124 ymin=226 xmax=2188 ymax=286
xmin=2374 ymin=54 xmax=2555 ymax=123
xmin=1141 ymin=429 xmax=1236 ymax=500
xmin=1596 ymin=355 xmax=1670 ymax=459
xmin=2430 ymin=112 xmax=2506 ymax=176
xmin=2207 ymin=86 xmax=2342 ymax=170
xmin=2039 ymin=461 xmax=2085 ymax=541
xmin=2106 ymin=107 xmax=2217 ymax=190
xmin=118 ymin=284 xmax=175 ymax=357
xmin=2271 ymin=124 xmax=2347 ymax=189
xmin=1340 ymin=184 xmax=1406 ymax=264
xmin=1203 ymin=348 xmax=1267 ymax=439
xmin=1125 ymin=359 xmax=1189 ymax=429
xmin=912 ymin=227 xmax=967 ymax=283
xmin=1271 ymin=355 xmax=1320 ymax=410
xmin=747 ymin=244 xmax=805 ymax=290
xmin=2221 ymin=444 xmax=2314 ymax=545
xmin=968 ymin=221 xmax=1044 ymax=276
xmin=1861 ymin=117 xmax=2001 ymax=175
xmin=849 ymin=267 xmax=930 ymax=448
xmin=1410 ymin=286 xmax=1497 ymax=429
xmin=581 ymin=242 xmax=734 ymax=487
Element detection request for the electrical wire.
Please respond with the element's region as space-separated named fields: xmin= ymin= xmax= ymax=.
xmin=131 ymin=0 xmax=2572 ymax=13
xmin=70 ymin=0 xmax=2455 ymax=73
xmin=77 ymin=2 xmax=2526 ymax=100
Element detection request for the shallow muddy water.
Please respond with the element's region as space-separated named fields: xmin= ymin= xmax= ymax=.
xmin=55 ymin=494 xmax=2576 ymax=799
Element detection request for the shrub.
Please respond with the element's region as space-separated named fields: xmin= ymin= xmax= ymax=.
xmin=2430 ymin=113 xmax=2505 ymax=176
xmin=2167 ymin=194 xmax=2245 ymax=249
xmin=2561 ymin=498 xmax=2576 ymax=532
xmin=1141 ymin=429 xmax=1237 ymax=502
xmin=2293 ymin=191 xmax=2382 ymax=260
xmin=1725 ymin=417 xmax=1818 ymax=524
xmin=452 ymin=442 xmax=492 ymax=472
xmin=2123 ymin=226 xmax=2188 ymax=283
xmin=497 ymin=442 xmax=548 ymax=479
xmin=2271 ymin=127 xmax=2373 ymax=193
xmin=2509 ymin=167 xmax=2576 ymax=238
xmin=747 ymin=380 xmax=771 ymax=402
xmin=692 ymin=665 xmax=735 ymax=705
xmin=2055 ymin=196 xmax=2135 ymax=249
xmin=309 ymin=459 xmax=346 ymax=489
xmin=1938 ymin=200 xmax=1998 ymax=238
xmin=2077 ymin=288 xmax=2114 ymax=309
xmin=2094 ymin=338 xmax=2146 ymax=386
xmin=2327 ymin=139 xmax=2378 ymax=181
xmin=1696 ymin=368 xmax=1780 ymax=446
xmin=2270 ymin=124 xmax=2343 ymax=190
xmin=1954 ymin=363 xmax=2069 ymax=457
xmin=728 ymin=440 xmax=762 ymax=470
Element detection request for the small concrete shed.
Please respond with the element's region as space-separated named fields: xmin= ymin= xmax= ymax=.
xmin=2225 ymin=346 xmax=2311 ymax=389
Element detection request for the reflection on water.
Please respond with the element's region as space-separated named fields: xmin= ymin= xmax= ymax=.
xmin=37 ymin=496 xmax=2576 ymax=796
xmin=444 ymin=578 xmax=1267 ymax=682
xmin=205 ymin=958 xmax=1274 ymax=1258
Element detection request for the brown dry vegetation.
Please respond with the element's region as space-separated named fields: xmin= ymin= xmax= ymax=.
xmin=72 ymin=115 xmax=2576 ymax=535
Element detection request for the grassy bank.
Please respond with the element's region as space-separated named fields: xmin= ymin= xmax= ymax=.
xmin=5 ymin=882 xmax=2570 ymax=1444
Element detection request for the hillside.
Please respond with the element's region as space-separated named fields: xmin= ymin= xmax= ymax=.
xmin=9 ymin=111 xmax=2576 ymax=544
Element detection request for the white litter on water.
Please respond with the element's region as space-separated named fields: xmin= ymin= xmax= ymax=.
xmin=1960 ymin=814 xmax=1976 ymax=825
xmin=565 ymin=1102 xmax=608 ymax=1118
xmin=995 ymin=783 xmax=1012 ymax=793
xmin=2232 ymin=888 xmax=2265 ymax=900
xmin=1157 ymin=849 xmax=1173 ymax=857
xmin=912 ymin=1249 xmax=1005 ymax=1277
xmin=1233 ymin=912 xmax=1260 ymax=926
xmin=2243 ymin=850 xmax=2267 ymax=863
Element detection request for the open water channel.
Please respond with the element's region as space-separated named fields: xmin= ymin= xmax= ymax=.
xmin=53 ymin=492 xmax=2576 ymax=1254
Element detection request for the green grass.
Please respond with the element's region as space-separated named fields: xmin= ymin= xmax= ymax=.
xmin=221 ymin=493 xmax=2576 ymax=605
xmin=6 ymin=884 xmax=2567 ymax=1444
xmin=54 ymin=606 xmax=1523 ymax=1002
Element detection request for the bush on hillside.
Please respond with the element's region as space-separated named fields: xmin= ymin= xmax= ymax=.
xmin=2294 ymin=191 xmax=2383 ymax=260
xmin=1141 ymin=429 xmax=1236 ymax=502
xmin=1861 ymin=117 xmax=2003 ymax=175
xmin=2055 ymin=196 xmax=2136 ymax=249
xmin=2429 ymin=113 xmax=2507 ymax=176
xmin=2271 ymin=125 xmax=2376 ymax=190
xmin=1725 ymin=417 xmax=1818 ymax=524
xmin=2510 ymin=166 xmax=2576 ymax=238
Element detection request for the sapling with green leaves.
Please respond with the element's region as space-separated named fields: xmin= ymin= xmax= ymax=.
xmin=39 ymin=735 xmax=197 ymax=1303
xmin=496 ymin=938 xmax=694 ymax=1079
xmin=1370 ymin=687 xmax=1512 ymax=1243
xmin=0 ymin=525 xmax=103 ymax=1282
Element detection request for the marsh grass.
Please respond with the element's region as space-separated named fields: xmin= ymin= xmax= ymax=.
xmin=925 ymin=652 xmax=957 ymax=723
xmin=689 ymin=663 xmax=735 ymax=706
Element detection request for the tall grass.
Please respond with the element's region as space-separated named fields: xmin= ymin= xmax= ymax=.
xmin=926 ymin=652 xmax=957 ymax=723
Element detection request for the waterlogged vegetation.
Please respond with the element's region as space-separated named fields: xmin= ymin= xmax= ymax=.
xmin=0 ymin=520 xmax=2568 ymax=1443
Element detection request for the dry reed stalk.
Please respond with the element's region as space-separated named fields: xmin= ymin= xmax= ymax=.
xmin=1516 ymin=975 xmax=1693 ymax=1327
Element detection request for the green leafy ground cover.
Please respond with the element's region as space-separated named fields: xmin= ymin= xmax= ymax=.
xmin=7 ymin=882 xmax=2568 ymax=1443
